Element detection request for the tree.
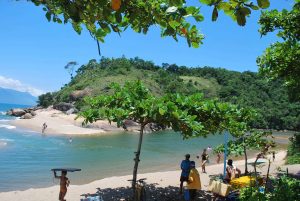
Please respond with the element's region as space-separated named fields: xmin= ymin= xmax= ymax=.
xmin=37 ymin=92 xmax=55 ymax=107
xmin=27 ymin=0 xmax=271 ymax=48
xmin=257 ymin=0 xmax=300 ymax=101
xmin=79 ymin=80 xmax=254 ymax=200
xmin=64 ymin=61 xmax=78 ymax=80
xmin=214 ymin=130 xmax=275 ymax=174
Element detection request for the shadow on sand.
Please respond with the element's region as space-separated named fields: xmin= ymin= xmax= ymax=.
xmin=82 ymin=184 xmax=213 ymax=201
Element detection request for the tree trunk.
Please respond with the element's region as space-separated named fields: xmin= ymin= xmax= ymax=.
xmin=264 ymin=159 xmax=271 ymax=195
xmin=244 ymin=145 xmax=248 ymax=175
xmin=132 ymin=124 xmax=145 ymax=201
xmin=254 ymin=156 xmax=259 ymax=186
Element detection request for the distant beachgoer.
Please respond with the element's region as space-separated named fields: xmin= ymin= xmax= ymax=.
xmin=54 ymin=170 xmax=70 ymax=201
xmin=187 ymin=161 xmax=201 ymax=200
xmin=180 ymin=154 xmax=191 ymax=194
xmin=69 ymin=137 xmax=72 ymax=143
xmin=197 ymin=149 xmax=208 ymax=173
xmin=225 ymin=159 xmax=241 ymax=183
xmin=42 ymin=122 xmax=47 ymax=133
xmin=216 ymin=152 xmax=221 ymax=164
xmin=272 ymin=151 xmax=275 ymax=162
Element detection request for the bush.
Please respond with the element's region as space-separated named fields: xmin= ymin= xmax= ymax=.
xmin=287 ymin=133 xmax=300 ymax=164
xmin=239 ymin=176 xmax=300 ymax=201
xmin=37 ymin=92 xmax=54 ymax=107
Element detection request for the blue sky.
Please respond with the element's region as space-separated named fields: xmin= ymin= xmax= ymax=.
xmin=0 ymin=0 xmax=293 ymax=95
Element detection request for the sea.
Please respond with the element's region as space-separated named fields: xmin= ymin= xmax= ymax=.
xmin=0 ymin=103 xmax=291 ymax=192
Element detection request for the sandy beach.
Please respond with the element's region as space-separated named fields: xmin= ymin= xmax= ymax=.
xmin=9 ymin=108 xmax=124 ymax=135
xmin=0 ymin=151 xmax=296 ymax=201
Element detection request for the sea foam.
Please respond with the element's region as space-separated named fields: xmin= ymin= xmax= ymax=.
xmin=0 ymin=124 xmax=16 ymax=129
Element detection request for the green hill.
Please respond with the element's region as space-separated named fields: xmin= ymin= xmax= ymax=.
xmin=39 ymin=57 xmax=300 ymax=131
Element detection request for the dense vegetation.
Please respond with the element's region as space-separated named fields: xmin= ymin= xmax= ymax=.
xmin=38 ymin=57 xmax=300 ymax=131
xmin=287 ymin=133 xmax=300 ymax=164
xmin=239 ymin=175 xmax=300 ymax=201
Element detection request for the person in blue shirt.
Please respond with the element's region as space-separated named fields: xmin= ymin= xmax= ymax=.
xmin=180 ymin=154 xmax=191 ymax=194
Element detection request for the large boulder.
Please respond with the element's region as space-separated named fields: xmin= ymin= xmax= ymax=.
xmin=11 ymin=108 xmax=26 ymax=117
xmin=22 ymin=113 xmax=33 ymax=119
xmin=69 ymin=88 xmax=91 ymax=101
xmin=53 ymin=102 xmax=74 ymax=112
xmin=30 ymin=111 xmax=37 ymax=116
xmin=65 ymin=108 xmax=78 ymax=115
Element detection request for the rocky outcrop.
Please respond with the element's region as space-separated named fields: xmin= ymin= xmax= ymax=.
xmin=10 ymin=108 xmax=26 ymax=117
xmin=53 ymin=102 xmax=74 ymax=112
xmin=22 ymin=113 xmax=33 ymax=119
xmin=69 ymin=88 xmax=91 ymax=101
xmin=65 ymin=108 xmax=78 ymax=115
xmin=6 ymin=106 xmax=39 ymax=118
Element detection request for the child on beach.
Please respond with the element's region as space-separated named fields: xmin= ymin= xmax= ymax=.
xmin=54 ymin=170 xmax=70 ymax=201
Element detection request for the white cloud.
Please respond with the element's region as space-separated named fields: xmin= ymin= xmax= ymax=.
xmin=0 ymin=75 xmax=44 ymax=97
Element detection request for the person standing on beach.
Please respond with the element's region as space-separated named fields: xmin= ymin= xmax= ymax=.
xmin=42 ymin=122 xmax=47 ymax=133
xmin=180 ymin=154 xmax=191 ymax=194
xmin=54 ymin=170 xmax=70 ymax=201
xmin=216 ymin=152 xmax=221 ymax=164
xmin=197 ymin=149 xmax=208 ymax=173
xmin=187 ymin=161 xmax=201 ymax=200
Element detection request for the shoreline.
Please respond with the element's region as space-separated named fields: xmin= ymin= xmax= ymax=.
xmin=0 ymin=151 xmax=296 ymax=201
xmin=8 ymin=108 xmax=125 ymax=136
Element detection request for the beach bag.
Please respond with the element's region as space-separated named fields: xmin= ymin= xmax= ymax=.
xmin=183 ymin=187 xmax=190 ymax=201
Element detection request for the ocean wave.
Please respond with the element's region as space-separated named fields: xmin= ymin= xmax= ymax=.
xmin=0 ymin=138 xmax=14 ymax=142
xmin=0 ymin=111 xmax=7 ymax=115
xmin=0 ymin=119 xmax=10 ymax=122
xmin=0 ymin=124 xmax=16 ymax=129
xmin=0 ymin=141 xmax=7 ymax=147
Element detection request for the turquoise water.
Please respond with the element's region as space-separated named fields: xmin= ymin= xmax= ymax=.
xmin=0 ymin=103 xmax=290 ymax=192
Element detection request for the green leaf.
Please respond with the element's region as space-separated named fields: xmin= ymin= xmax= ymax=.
xmin=45 ymin=12 xmax=51 ymax=22
xmin=192 ymin=42 xmax=199 ymax=48
xmin=212 ymin=6 xmax=218 ymax=22
xmin=236 ymin=10 xmax=246 ymax=26
xmin=169 ymin=20 xmax=180 ymax=29
xmin=250 ymin=5 xmax=259 ymax=10
xmin=240 ymin=7 xmax=251 ymax=16
xmin=257 ymin=0 xmax=270 ymax=9
xmin=159 ymin=108 xmax=165 ymax=115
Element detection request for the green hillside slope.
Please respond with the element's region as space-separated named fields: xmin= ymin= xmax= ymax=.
xmin=39 ymin=57 xmax=300 ymax=131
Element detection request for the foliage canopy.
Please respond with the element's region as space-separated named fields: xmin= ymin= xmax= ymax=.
xmin=29 ymin=0 xmax=270 ymax=47
xmin=258 ymin=0 xmax=300 ymax=101
xmin=80 ymin=80 xmax=254 ymax=138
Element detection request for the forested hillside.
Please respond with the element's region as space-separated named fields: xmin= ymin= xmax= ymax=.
xmin=39 ymin=57 xmax=300 ymax=131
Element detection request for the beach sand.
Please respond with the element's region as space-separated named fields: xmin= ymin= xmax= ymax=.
xmin=9 ymin=108 xmax=123 ymax=135
xmin=0 ymin=151 xmax=294 ymax=201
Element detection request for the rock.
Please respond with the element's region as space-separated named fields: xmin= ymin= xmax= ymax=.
xmin=30 ymin=111 xmax=37 ymax=116
xmin=65 ymin=108 xmax=78 ymax=115
xmin=33 ymin=106 xmax=43 ymax=111
xmin=11 ymin=108 xmax=26 ymax=117
xmin=69 ymin=88 xmax=91 ymax=101
xmin=53 ymin=102 xmax=74 ymax=112
xmin=22 ymin=113 xmax=33 ymax=119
